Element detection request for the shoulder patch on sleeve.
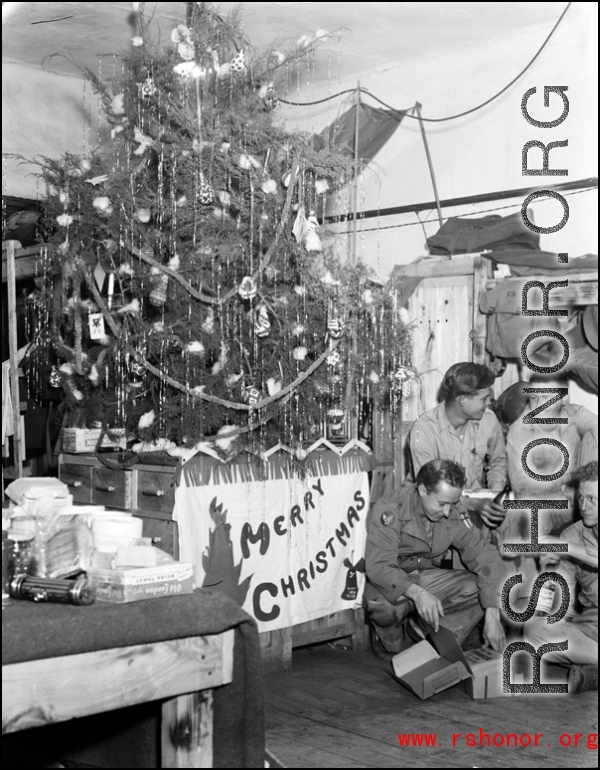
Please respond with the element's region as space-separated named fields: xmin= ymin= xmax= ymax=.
xmin=460 ymin=510 xmax=473 ymax=529
xmin=381 ymin=512 xmax=395 ymax=527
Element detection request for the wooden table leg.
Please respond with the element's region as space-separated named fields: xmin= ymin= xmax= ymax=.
xmin=161 ymin=690 xmax=214 ymax=768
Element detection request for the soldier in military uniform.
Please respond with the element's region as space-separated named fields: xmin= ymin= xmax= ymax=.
xmin=365 ymin=458 xmax=506 ymax=654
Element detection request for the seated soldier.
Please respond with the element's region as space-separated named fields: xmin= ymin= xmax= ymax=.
xmin=407 ymin=362 xmax=507 ymax=530
xmin=524 ymin=461 xmax=598 ymax=694
xmin=506 ymin=372 xmax=597 ymax=535
xmin=365 ymin=458 xmax=506 ymax=655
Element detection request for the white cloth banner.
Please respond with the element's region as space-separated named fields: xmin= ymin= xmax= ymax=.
xmin=174 ymin=464 xmax=370 ymax=632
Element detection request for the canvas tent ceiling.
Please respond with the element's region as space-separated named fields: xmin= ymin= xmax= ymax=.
xmin=2 ymin=2 xmax=572 ymax=83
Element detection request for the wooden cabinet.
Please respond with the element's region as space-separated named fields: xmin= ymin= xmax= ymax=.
xmin=58 ymin=454 xmax=179 ymax=558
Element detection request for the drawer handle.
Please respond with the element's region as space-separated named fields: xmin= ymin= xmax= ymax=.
xmin=67 ymin=481 xmax=82 ymax=488
xmin=95 ymin=484 xmax=115 ymax=493
xmin=151 ymin=536 xmax=162 ymax=544
xmin=142 ymin=489 xmax=165 ymax=497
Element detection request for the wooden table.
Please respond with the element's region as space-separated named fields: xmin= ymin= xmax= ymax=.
xmin=2 ymin=628 xmax=234 ymax=768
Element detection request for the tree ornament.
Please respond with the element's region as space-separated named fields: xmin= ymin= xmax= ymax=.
xmin=230 ymin=49 xmax=246 ymax=72
xmin=244 ymin=385 xmax=261 ymax=405
xmin=304 ymin=210 xmax=323 ymax=252
xmin=261 ymin=179 xmax=277 ymax=195
xmin=266 ymin=378 xmax=282 ymax=396
xmin=198 ymin=174 xmax=215 ymax=205
xmin=92 ymin=195 xmax=112 ymax=214
xmin=178 ymin=42 xmax=196 ymax=61
xmin=186 ymin=341 xmax=205 ymax=355
xmin=138 ymin=409 xmax=155 ymax=429
xmin=135 ymin=208 xmax=151 ymax=223
xmin=238 ymin=153 xmax=260 ymax=170
xmin=93 ymin=262 xmax=107 ymax=290
xmin=362 ymin=288 xmax=374 ymax=305
xmin=130 ymin=358 xmax=146 ymax=377
xmin=315 ymin=178 xmax=329 ymax=195
xmin=254 ymin=305 xmax=271 ymax=338
xmin=258 ymin=82 xmax=277 ymax=110
xmin=292 ymin=206 xmax=309 ymax=244
xmin=326 ymin=350 xmax=341 ymax=367
xmin=327 ymin=317 xmax=345 ymax=340
xmin=133 ymin=126 xmax=152 ymax=155
xmin=138 ymin=77 xmax=157 ymax=98
xmin=281 ymin=170 xmax=292 ymax=188
xmin=56 ymin=214 xmax=74 ymax=227
xmin=304 ymin=229 xmax=322 ymax=253
xmin=216 ymin=190 xmax=231 ymax=207
xmin=49 ymin=366 xmax=61 ymax=388
xmin=174 ymin=61 xmax=196 ymax=77
xmin=292 ymin=346 xmax=308 ymax=361
xmin=399 ymin=307 xmax=411 ymax=326
xmin=238 ymin=276 xmax=257 ymax=301
xmin=149 ymin=273 xmax=169 ymax=307
xmin=88 ymin=312 xmax=106 ymax=340
xmin=327 ymin=408 xmax=346 ymax=440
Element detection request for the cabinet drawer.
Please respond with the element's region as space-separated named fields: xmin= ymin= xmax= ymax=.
xmin=91 ymin=467 xmax=131 ymax=509
xmin=134 ymin=513 xmax=179 ymax=559
xmin=134 ymin=470 xmax=176 ymax=514
xmin=59 ymin=464 xmax=93 ymax=504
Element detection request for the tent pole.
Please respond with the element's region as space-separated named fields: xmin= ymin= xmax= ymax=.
xmin=415 ymin=102 xmax=443 ymax=228
xmin=351 ymin=81 xmax=361 ymax=265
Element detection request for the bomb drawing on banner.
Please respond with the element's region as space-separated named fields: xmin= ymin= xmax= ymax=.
xmin=341 ymin=557 xmax=359 ymax=601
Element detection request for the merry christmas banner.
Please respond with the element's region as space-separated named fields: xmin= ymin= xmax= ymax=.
xmin=173 ymin=452 xmax=370 ymax=632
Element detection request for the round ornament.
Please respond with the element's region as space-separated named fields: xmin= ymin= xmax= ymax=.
xmin=326 ymin=350 xmax=341 ymax=367
xmin=230 ymin=49 xmax=246 ymax=73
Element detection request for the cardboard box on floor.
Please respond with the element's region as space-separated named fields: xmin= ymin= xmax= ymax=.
xmin=390 ymin=620 xmax=471 ymax=699
xmin=390 ymin=619 xmax=507 ymax=699
xmin=460 ymin=645 xmax=506 ymax=699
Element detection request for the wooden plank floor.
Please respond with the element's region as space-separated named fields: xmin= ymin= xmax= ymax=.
xmin=265 ymin=645 xmax=598 ymax=769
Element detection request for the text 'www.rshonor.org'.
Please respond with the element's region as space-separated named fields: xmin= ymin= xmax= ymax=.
xmin=397 ymin=730 xmax=598 ymax=750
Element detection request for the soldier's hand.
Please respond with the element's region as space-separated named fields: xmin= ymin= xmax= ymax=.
xmin=478 ymin=500 xmax=506 ymax=529
xmin=412 ymin=587 xmax=444 ymax=633
xmin=483 ymin=608 xmax=506 ymax=652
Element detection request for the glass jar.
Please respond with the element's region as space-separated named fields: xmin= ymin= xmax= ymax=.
xmin=11 ymin=534 xmax=35 ymax=576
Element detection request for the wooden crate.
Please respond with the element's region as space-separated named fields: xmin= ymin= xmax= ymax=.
xmin=260 ymin=608 xmax=369 ymax=673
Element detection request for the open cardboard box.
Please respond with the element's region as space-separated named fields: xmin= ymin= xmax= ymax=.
xmin=390 ymin=619 xmax=471 ymax=699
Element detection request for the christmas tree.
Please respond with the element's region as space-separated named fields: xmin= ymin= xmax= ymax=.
xmin=32 ymin=2 xmax=412 ymax=457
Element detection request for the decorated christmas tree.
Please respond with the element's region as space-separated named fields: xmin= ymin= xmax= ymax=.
xmin=29 ymin=2 xmax=412 ymax=457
